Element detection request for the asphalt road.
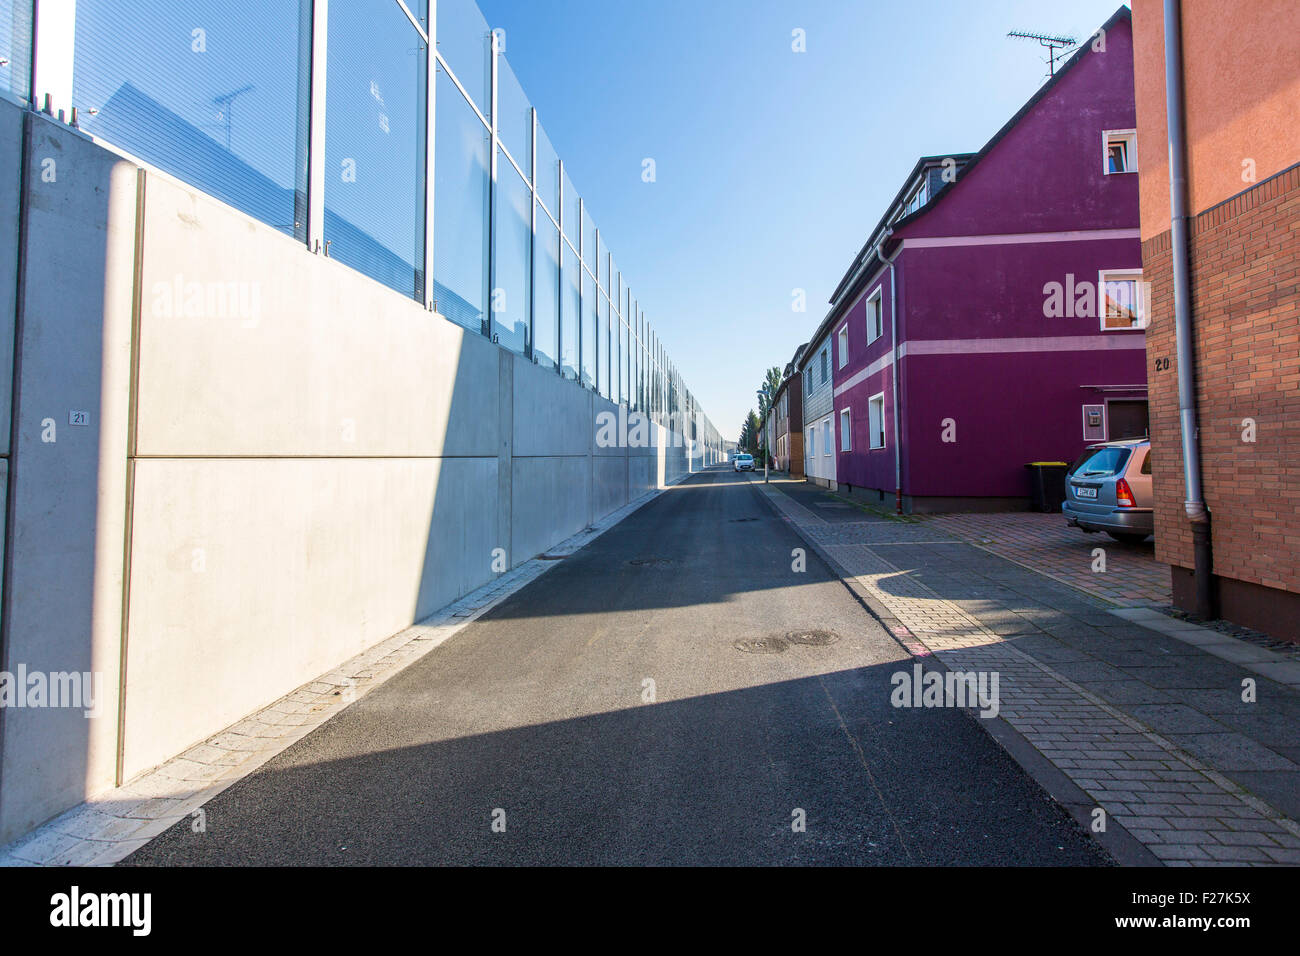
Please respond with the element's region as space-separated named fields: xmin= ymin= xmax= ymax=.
xmin=124 ymin=467 xmax=1109 ymax=866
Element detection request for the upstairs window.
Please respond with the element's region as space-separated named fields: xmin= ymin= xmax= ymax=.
xmin=837 ymin=325 xmax=848 ymax=368
xmin=1104 ymin=130 xmax=1137 ymax=174
xmin=820 ymin=346 xmax=828 ymax=383
xmin=866 ymin=287 xmax=884 ymax=343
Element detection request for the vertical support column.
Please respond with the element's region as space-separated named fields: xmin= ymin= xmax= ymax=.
xmin=423 ymin=0 xmax=437 ymax=308
xmin=31 ymin=0 xmax=76 ymax=119
xmin=557 ymin=159 xmax=564 ymax=378
xmin=527 ymin=107 xmax=536 ymax=357
xmin=577 ymin=197 xmax=584 ymax=389
xmin=486 ymin=26 xmax=498 ymax=339
xmin=306 ymin=0 xmax=328 ymax=254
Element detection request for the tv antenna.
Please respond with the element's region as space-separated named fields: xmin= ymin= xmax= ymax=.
xmin=1007 ymin=30 xmax=1078 ymax=78
xmin=212 ymin=85 xmax=254 ymax=150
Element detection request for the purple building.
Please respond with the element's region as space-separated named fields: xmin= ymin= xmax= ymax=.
xmin=818 ymin=7 xmax=1146 ymax=512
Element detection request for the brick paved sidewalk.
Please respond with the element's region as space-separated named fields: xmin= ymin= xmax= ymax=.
xmin=753 ymin=476 xmax=1300 ymax=866
xmin=921 ymin=511 xmax=1170 ymax=608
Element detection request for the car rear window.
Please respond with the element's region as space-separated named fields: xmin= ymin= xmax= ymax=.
xmin=1069 ymin=446 xmax=1131 ymax=478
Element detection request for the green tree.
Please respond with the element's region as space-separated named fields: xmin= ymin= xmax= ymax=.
xmin=744 ymin=409 xmax=761 ymax=456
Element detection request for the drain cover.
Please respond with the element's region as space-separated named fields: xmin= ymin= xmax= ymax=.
xmin=784 ymin=629 xmax=840 ymax=646
xmin=729 ymin=517 xmax=760 ymax=523
xmin=734 ymin=636 xmax=789 ymax=654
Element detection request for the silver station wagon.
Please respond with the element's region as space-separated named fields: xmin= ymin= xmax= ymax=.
xmin=1061 ymin=439 xmax=1154 ymax=544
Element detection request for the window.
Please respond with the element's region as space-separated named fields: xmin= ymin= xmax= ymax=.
xmin=868 ymin=393 xmax=885 ymax=449
xmin=820 ymin=346 xmax=828 ymax=383
xmin=1099 ymin=269 xmax=1146 ymax=329
xmin=805 ymin=367 xmax=812 ymax=393
xmin=837 ymin=325 xmax=848 ymax=368
xmin=807 ymin=428 xmax=815 ymax=459
xmin=866 ymin=287 xmax=883 ymax=343
xmin=839 ymin=409 xmax=851 ymax=451
xmin=822 ymin=419 xmax=831 ymax=456
xmin=1104 ymin=130 xmax=1137 ymax=174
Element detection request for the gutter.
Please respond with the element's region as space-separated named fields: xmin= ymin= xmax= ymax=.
xmin=875 ymin=231 xmax=904 ymax=514
xmin=1163 ymin=0 xmax=1214 ymax=618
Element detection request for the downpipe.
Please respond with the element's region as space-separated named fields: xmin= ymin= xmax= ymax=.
xmin=1164 ymin=0 xmax=1214 ymax=619
xmin=876 ymin=232 xmax=903 ymax=514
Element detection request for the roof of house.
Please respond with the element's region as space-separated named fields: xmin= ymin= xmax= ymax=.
xmin=796 ymin=4 xmax=1132 ymax=372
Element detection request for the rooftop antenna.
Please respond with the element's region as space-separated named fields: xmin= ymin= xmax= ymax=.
xmin=1007 ymin=30 xmax=1078 ymax=78
xmin=212 ymin=84 xmax=254 ymax=150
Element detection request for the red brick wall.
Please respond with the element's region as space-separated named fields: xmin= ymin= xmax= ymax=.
xmin=1142 ymin=163 xmax=1300 ymax=595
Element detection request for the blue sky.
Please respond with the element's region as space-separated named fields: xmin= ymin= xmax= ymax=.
xmin=478 ymin=0 xmax=1130 ymax=440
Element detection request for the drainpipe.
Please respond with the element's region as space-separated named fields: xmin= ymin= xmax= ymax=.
xmin=875 ymin=231 xmax=903 ymax=514
xmin=1163 ymin=0 xmax=1214 ymax=619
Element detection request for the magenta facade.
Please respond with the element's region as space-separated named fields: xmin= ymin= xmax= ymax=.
xmin=827 ymin=10 xmax=1146 ymax=511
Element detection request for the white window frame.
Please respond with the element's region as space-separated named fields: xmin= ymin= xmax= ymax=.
xmin=822 ymin=418 xmax=832 ymax=457
xmin=1098 ymin=268 xmax=1147 ymax=330
xmin=866 ymin=287 xmax=884 ymax=344
xmin=1103 ymin=129 xmax=1138 ymax=175
xmin=807 ymin=428 xmax=815 ymax=459
xmin=839 ymin=408 xmax=851 ymax=451
xmin=837 ymin=324 xmax=848 ymax=368
xmin=868 ymin=392 xmax=886 ymax=449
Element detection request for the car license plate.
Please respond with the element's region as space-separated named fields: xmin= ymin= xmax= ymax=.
xmin=1074 ymin=486 xmax=1097 ymax=499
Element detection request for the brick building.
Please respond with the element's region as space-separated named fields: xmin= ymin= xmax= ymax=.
xmin=1132 ymin=0 xmax=1300 ymax=640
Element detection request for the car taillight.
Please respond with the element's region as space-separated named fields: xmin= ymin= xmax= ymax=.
xmin=1116 ymin=477 xmax=1136 ymax=507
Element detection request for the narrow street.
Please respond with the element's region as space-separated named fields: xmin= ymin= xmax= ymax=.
xmin=123 ymin=469 xmax=1106 ymax=866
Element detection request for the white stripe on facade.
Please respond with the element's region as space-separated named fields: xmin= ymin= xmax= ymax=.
xmin=834 ymin=334 xmax=1145 ymax=398
xmin=900 ymin=228 xmax=1140 ymax=249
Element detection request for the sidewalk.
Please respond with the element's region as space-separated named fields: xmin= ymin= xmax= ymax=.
xmin=751 ymin=475 xmax=1300 ymax=866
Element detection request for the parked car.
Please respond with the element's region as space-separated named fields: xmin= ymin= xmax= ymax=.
xmin=1061 ymin=439 xmax=1153 ymax=543
xmin=733 ymin=454 xmax=755 ymax=472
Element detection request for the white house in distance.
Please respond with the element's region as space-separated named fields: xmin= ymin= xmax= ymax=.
xmin=799 ymin=330 xmax=837 ymax=488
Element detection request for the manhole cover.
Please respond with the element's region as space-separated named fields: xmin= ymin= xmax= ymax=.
xmin=627 ymin=557 xmax=674 ymax=568
xmin=734 ymin=636 xmax=789 ymax=654
xmin=784 ymin=629 xmax=840 ymax=646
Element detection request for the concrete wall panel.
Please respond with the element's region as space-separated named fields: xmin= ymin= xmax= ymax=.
xmin=121 ymin=455 xmax=497 ymax=778
xmin=0 ymin=116 xmax=137 ymax=843
xmin=133 ymin=174 xmax=499 ymax=459
xmin=510 ymin=456 xmax=590 ymax=562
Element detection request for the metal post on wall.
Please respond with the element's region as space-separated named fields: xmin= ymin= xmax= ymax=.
xmin=306 ymin=0 xmax=329 ymax=255
xmin=528 ymin=107 xmax=536 ymax=358
xmin=557 ymin=159 xmax=565 ymax=378
xmin=486 ymin=25 xmax=498 ymax=340
xmin=422 ymin=0 xmax=437 ymax=309
xmin=577 ymin=198 xmax=584 ymax=388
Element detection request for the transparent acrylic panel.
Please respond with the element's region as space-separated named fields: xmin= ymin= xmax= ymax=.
xmin=73 ymin=0 xmax=310 ymax=237
xmin=493 ymin=155 xmax=529 ymax=355
xmin=560 ymin=242 xmax=579 ymax=381
xmin=435 ymin=0 xmax=489 ymax=118
xmin=534 ymin=121 xmax=559 ymax=216
xmin=580 ymin=205 xmax=595 ymax=265
xmin=600 ymin=294 xmax=611 ymax=401
xmin=619 ymin=319 xmax=629 ymax=405
xmin=561 ymin=166 xmax=579 ymax=244
xmin=0 ymin=0 xmax=32 ymax=105
xmin=496 ymin=55 xmax=530 ymax=174
xmin=434 ymin=67 xmax=489 ymax=332
xmin=598 ymin=234 xmax=609 ymax=292
xmin=532 ymin=208 xmax=559 ymax=370
xmin=324 ymin=0 xmax=426 ymax=298
xmin=581 ymin=269 xmax=595 ymax=389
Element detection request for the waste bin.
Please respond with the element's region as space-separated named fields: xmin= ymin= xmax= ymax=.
xmin=1025 ymin=461 xmax=1069 ymax=513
